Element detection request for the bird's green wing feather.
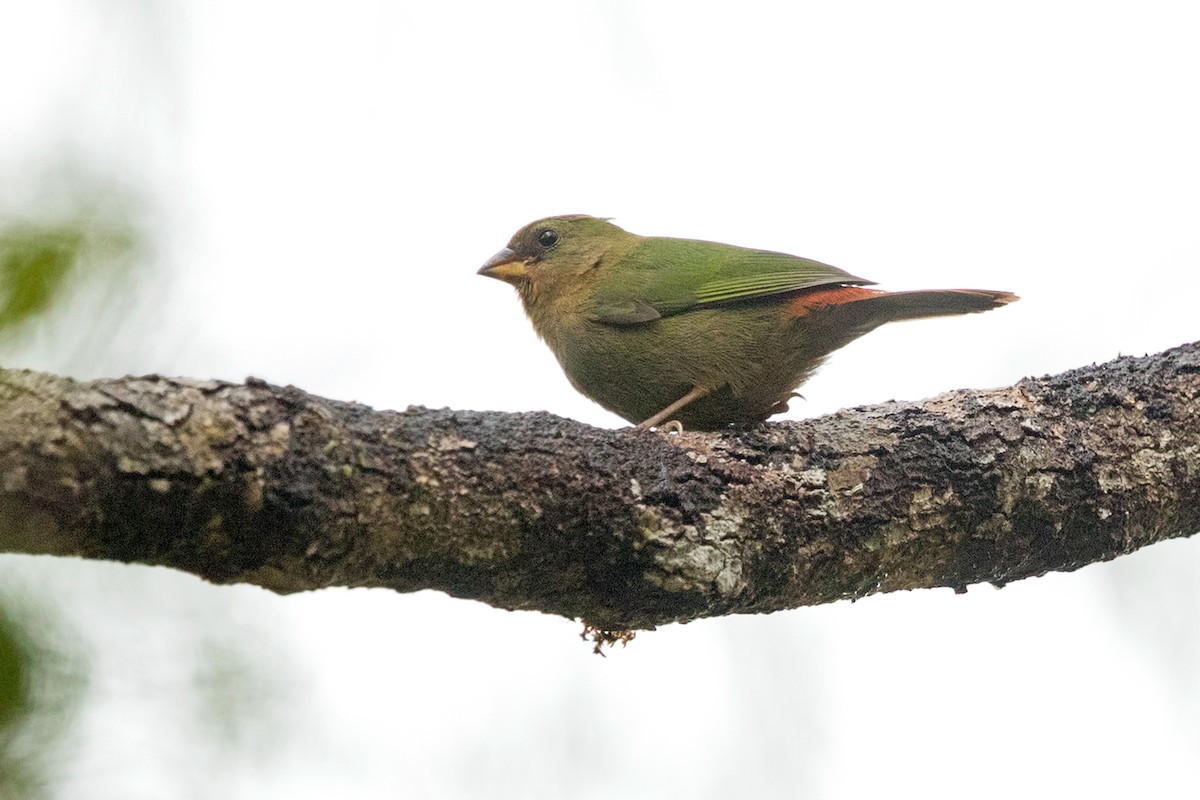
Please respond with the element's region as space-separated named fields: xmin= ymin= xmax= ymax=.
xmin=589 ymin=236 xmax=874 ymax=325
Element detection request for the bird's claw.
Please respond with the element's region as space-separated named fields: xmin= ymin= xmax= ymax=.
xmin=635 ymin=419 xmax=684 ymax=434
xmin=767 ymin=392 xmax=805 ymax=416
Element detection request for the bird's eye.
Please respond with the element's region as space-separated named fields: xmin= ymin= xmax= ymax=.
xmin=537 ymin=229 xmax=560 ymax=248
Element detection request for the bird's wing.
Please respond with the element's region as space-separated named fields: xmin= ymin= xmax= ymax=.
xmin=589 ymin=236 xmax=875 ymax=325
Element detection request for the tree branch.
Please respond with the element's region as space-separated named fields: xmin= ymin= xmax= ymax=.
xmin=2 ymin=343 xmax=1198 ymax=630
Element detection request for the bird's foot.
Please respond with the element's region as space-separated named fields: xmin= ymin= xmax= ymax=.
xmin=767 ymin=392 xmax=805 ymax=416
xmin=635 ymin=418 xmax=684 ymax=434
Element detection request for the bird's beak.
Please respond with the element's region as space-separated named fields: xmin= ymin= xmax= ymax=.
xmin=477 ymin=247 xmax=527 ymax=284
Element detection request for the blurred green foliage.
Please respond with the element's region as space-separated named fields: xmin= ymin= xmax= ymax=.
xmin=0 ymin=599 xmax=86 ymax=800
xmin=0 ymin=226 xmax=83 ymax=336
xmin=0 ymin=608 xmax=28 ymax=733
xmin=0 ymin=607 xmax=35 ymax=796
xmin=1 ymin=183 xmax=139 ymax=796
xmin=0 ymin=174 xmax=294 ymax=796
xmin=0 ymin=217 xmax=138 ymax=343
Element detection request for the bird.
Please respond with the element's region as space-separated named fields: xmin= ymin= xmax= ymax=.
xmin=478 ymin=215 xmax=1016 ymax=431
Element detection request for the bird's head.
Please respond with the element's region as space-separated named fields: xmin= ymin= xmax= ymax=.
xmin=477 ymin=215 xmax=636 ymax=310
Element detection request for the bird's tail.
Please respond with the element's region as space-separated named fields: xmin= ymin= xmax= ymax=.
xmin=788 ymin=286 xmax=1017 ymax=328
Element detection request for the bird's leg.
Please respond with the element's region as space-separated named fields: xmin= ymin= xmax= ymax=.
xmin=635 ymin=386 xmax=712 ymax=431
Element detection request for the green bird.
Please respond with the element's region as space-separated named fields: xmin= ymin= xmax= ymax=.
xmin=479 ymin=215 xmax=1016 ymax=431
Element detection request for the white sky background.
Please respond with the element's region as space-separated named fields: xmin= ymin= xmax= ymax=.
xmin=2 ymin=1 xmax=1199 ymax=798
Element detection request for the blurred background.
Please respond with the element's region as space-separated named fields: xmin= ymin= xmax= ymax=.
xmin=2 ymin=2 xmax=1198 ymax=797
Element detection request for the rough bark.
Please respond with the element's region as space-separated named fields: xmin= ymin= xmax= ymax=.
xmin=1 ymin=342 xmax=1198 ymax=630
